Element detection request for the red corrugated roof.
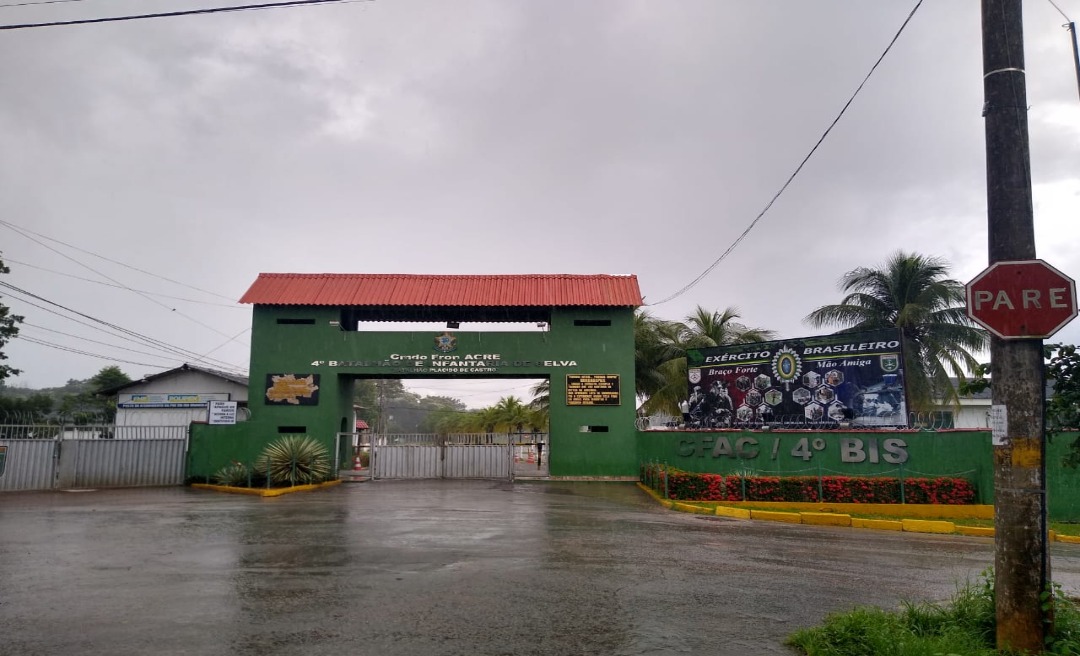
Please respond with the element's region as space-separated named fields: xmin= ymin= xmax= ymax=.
xmin=239 ymin=274 xmax=643 ymax=307
xmin=355 ymin=419 xmax=370 ymax=430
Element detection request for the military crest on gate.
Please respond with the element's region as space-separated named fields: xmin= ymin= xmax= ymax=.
xmin=880 ymin=354 xmax=900 ymax=373
xmin=434 ymin=332 xmax=458 ymax=353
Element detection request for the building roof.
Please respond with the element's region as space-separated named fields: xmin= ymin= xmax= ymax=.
xmin=238 ymin=273 xmax=643 ymax=308
xmin=99 ymin=363 xmax=250 ymax=395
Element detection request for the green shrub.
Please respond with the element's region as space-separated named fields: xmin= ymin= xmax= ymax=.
xmin=255 ymin=435 xmax=331 ymax=486
xmin=212 ymin=462 xmax=250 ymax=487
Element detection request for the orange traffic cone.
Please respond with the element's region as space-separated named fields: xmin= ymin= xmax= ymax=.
xmin=353 ymin=455 xmax=363 ymax=471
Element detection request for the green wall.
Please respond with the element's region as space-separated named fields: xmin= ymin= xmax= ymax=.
xmin=636 ymin=429 xmax=1080 ymax=521
xmin=188 ymin=304 xmax=639 ymax=479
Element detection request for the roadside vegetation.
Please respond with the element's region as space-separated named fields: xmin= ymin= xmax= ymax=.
xmin=212 ymin=435 xmax=332 ymax=488
xmin=787 ymin=570 xmax=1080 ymax=655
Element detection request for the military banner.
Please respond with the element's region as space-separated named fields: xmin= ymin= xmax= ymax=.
xmin=686 ymin=329 xmax=907 ymax=429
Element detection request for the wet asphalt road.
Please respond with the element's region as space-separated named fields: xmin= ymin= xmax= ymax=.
xmin=2 ymin=481 xmax=1079 ymax=656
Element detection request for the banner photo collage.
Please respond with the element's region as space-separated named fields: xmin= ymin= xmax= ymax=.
xmin=686 ymin=329 xmax=908 ymax=429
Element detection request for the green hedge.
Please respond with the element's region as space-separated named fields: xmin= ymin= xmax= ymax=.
xmin=641 ymin=463 xmax=976 ymax=504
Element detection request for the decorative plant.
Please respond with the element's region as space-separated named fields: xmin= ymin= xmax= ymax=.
xmin=640 ymin=464 xmax=976 ymax=504
xmin=213 ymin=461 xmax=250 ymax=487
xmin=255 ymin=435 xmax=331 ymax=486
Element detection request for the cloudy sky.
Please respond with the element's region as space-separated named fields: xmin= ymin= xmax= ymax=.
xmin=1 ymin=0 xmax=1078 ymax=408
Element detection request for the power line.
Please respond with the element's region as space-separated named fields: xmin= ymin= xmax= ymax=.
xmin=0 ymin=0 xmax=96 ymax=7
xmin=1 ymin=281 xmax=247 ymax=372
xmin=0 ymin=220 xmax=236 ymax=302
xmin=21 ymin=321 xmax=200 ymax=363
xmin=4 ymin=257 xmax=246 ymax=308
xmin=1047 ymin=0 xmax=1072 ymax=22
xmin=18 ymin=335 xmax=179 ymax=369
xmin=0 ymin=0 xmax=370 ymax=30
xmin=1 ymin=222 xmax=249 ymax=345
xmin=649 ymin=0 xmax=925 ymax=306
xmin=8 ymin=289 xmax=225 ymax=365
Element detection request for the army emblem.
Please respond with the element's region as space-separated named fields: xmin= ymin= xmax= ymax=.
xmin=434 ymin=332 xmax=458 ymax=353
xmin=688 ymin=368 xmax=702 ymax=384
xmin=771 ymin=346 xmax=803 ymax=390
xmin=880 ymin=354 xmax=900 ymax=373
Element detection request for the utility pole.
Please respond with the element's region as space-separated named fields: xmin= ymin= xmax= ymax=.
xmin=981 ymin=1 xmax=1048 ymax=651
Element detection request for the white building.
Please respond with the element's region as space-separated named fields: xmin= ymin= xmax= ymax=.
xmin=102 ymin=363 xmax=249 ymax=428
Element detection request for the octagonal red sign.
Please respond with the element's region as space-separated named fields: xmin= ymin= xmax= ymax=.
xmin=966 ymin=259 xmax=1078 ymax=339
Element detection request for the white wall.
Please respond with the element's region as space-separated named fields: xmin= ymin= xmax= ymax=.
xmin=115 ymin=370 xmax=248 ymax=427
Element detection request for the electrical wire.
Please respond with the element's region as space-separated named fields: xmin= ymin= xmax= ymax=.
xmin=1047 ymin=0 xmax=1072 ymax=22
xmin=0 ymin=0 xmax=98 ymax=7
xmin=1 ymin=281 xmax=247 ymax=372
xmin=649 ymin=0 xmax=925 ymax=306
xmin=4 ymin=257 xmax=246 ymax=308
xmin=18 ymin=335 xmax=180 ymax=369
xmin=0 ymin=0 xmax=371 ymax=30
xmin=0 ymin=220 xmax=236 ymax=302
xmin=21 ymin=321 xmax=202 ymax=363
xmin=1 ymin=222 xmax=249 ymax=345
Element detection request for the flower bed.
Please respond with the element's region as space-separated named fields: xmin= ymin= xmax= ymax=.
xmin=640 ymin=464 xmax=975 ymax=505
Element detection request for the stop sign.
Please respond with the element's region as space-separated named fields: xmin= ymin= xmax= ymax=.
xmin=966 ymin=259 xmax=1078 ymax=339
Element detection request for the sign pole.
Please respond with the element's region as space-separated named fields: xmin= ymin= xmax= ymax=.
xmin=981 ymin=1 xmax=1048 ymax=650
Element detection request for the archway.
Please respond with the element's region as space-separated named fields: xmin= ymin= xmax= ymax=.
xmin=187 ymin=273 xmax=642 ymax=480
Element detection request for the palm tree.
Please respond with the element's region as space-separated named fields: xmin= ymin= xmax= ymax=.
xmin=804 ymin=251 xmax=987 ymax=412
xmin=634 ymin=310 xmax=679 ymax=402
xmin=636 ymin=306 xmax=775 ymax=415
xmin=679 ymin=306 xmax=777 ymax=349
xmin=527 ymin=380 xmax=550 ymax=429
xmin=492 ymin=396 xmax=532 ymax=433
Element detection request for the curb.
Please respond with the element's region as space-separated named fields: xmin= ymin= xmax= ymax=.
xmin=192 ymin=479 xmax=342 ymax=497
xmin=634 ymin=482 xmax=1077 ymax=542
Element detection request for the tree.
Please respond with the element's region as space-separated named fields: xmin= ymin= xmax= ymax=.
xmin=804 ymin=251 xmax=987 ymax=412
xmin=0 ymin=393 xmax=53 ymax=422
xmin=636 ymin=306 xmax=775 ymax=416
xmin=0 ymin=255 xmax=24 ymax=383
xmin=353 ymin=379 xmax=408 ymax=432
xmin=527 ymin=379 xmax=550 ymax=428
xmin=59 ymin=366 xmax=132 ymax=423
xmin=1048 ymin=345 xmax=1080 ymax=468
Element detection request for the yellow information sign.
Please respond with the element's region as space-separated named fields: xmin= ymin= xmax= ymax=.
xmin=566 ymin=374 xmax=621 ymax=406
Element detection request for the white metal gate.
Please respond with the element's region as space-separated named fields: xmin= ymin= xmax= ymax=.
xmin=0 ymin=425 xmax=188 ymax=491
xmin=352 ymin=433 xmax=516 ymax=480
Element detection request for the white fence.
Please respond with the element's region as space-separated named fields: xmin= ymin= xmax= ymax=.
xmin=0 ymin=425 xmax=188 ymax=492
xmin=347 ymin=432 xmax=545 ymax=480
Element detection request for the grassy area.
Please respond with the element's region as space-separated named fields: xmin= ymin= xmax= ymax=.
xmin=788 ymin=571 xmax=1080 ymax=655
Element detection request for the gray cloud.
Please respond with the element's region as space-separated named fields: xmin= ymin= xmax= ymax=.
xmin=1 ymin=1 xmax=1077 ymax=401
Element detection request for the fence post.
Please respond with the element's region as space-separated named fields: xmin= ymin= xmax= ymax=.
xmin=740 ymin=474 xmax=747 ymax=502
xmin=899 ymin=461 xmax=906 ymax=504
xmin=662 ymin=464 xmax=669 ymax=500
xmin=817 ymin=462 xmax=824 ymax=502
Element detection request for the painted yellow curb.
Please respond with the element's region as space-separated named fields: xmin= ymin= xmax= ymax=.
xmin=717 ymin=501 xmax=993 ymax=520
xmin=902 ymin=519 xmax=955 ymax=534
xmin=672 ymin=502 xmax=713 ymax=515
xmin=750 ymin=510 xmax=802 ymax=524
xmin=801 ymin=512 xmax=852 ymax=527
xmin=851 ymin=518 xmax=903 ymax=531
xmin=636 ymin=482 xmax=674 ymax=507
xmin=192 ymin=479 xmax=342 ymax=497
xmin=715 ymin=505 xmax=752 ymax=519
xmin=1057 ymin=534 xmax=1080 ymax=544
xmin=956 ymin=525 xmax=995 ymax=537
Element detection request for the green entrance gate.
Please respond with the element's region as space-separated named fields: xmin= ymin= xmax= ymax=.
xmin=188 ymin=273 xmax=642 ymax=481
